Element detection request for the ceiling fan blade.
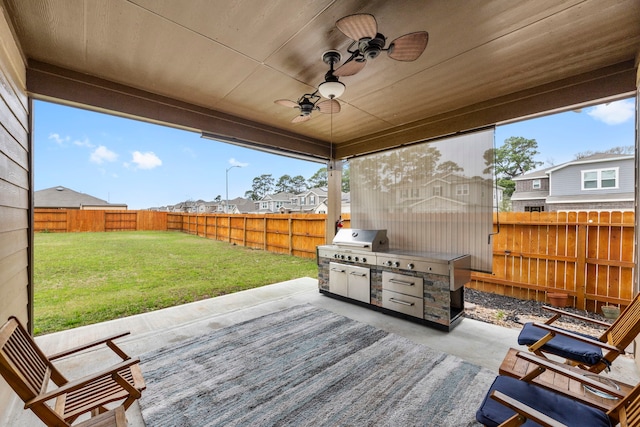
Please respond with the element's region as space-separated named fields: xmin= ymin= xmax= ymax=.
xmin=336 ymin=13 xmax=377 ymax=41
xmin=292 ymin=114 xmax=312 ymax=124
xmin=334 ymin=58 xmax=367 ymax=77
xmin=317 ymin=99 xmax=341 ymax=114
xmin=387 ymin=31 xmax=429 ymax=61
xmin=275 ymin=99 xmax=299 ymax=108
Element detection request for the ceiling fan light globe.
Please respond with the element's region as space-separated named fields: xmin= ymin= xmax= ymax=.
xmin=318 ymin=80 xmax=345 ymax=99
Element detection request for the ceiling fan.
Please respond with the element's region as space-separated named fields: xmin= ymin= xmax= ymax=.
xmin=274 ymin=92 xmax=340 ymax=123
xmin=333 ymin=13 xmax=429 ymax=77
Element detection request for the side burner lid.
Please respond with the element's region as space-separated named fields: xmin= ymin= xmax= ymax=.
xmin=332 ymin=229 xmax=389 ymax=252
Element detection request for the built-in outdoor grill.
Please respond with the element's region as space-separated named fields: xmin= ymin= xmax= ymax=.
xmin=317 ymin=229 xmax=471 ymax=331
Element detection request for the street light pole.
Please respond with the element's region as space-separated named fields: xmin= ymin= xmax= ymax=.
xmin=226 ymin=165 xmax=241 ymax=213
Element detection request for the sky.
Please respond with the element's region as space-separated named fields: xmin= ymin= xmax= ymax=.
xmin=34 ymin=97 xmax=635 ymax=210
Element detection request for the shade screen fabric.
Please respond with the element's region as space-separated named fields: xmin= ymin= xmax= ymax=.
xmin=349 ymin=129 xmax=495 ymax=272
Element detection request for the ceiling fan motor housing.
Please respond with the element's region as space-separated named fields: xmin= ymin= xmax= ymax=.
xmin=362 ymin=33 xmax=386 ymax=59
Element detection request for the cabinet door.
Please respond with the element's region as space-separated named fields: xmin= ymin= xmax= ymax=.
xmin=329 ymin=262 xmax=348 ymax=297
xmin=348 ymin=265 xmax=371 ymax=303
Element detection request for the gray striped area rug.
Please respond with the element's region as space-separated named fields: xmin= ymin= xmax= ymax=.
xmin=139 ymin=304 xmax=493 ymax=426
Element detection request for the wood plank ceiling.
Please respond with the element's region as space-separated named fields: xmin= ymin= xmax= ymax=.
xmin=3 ymin=0 xmax=639 ymax=160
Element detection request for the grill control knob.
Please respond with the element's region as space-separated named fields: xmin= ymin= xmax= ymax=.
xmin=393 ymin=261 xmax=400 ymax=268
xmin=362 ymin=257 xmax=367 ymax=263
xmin=407 ymin=263 xmax=415 ymax=270
xmin=340 ymin=255 xmax=345 ymax=260
xmin=384 ymin=260 xmax=392 ymax=267
xmin=354 ymin=257 xmax=359 ymax=262
xmin=347 ymin=256 xmax=352 ymax=261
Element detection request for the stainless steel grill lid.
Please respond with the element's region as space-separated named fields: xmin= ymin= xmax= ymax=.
xmin=332 ymin=229 xmax=389 ymax=252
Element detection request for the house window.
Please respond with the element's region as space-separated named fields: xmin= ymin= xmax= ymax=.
xmin=260 ymin=202 xmax=268 ymax=209
xmin=275 ymin=201 xmax=284 ymax=209
xmin=309 ymin=196 xmax=315 ymax=204
xmin=582 ymin=168 xmax=618 ymax=190
xmin=433 ymin=186 xmax=442 ymax=196
xmin=411 ymin=188 xmax=420 ymax=198
xmin=400 ymin=189 xmax=409 ymax=198
xmin=532 ymin=179 xmax=541 ymax=189
xmin=455 ymin=184 xmax=469 ymax=196
xmin=525 ymin=206 xmax=544 ymax=212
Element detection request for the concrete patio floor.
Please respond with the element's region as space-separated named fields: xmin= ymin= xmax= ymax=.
xmin=3 ymin=277 xmax=638 ymax=426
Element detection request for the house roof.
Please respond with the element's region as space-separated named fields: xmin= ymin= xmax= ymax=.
xmin=35 ymin=186 xmax=127 ymax=209
xmin=512 ymin=167 xmax=553 ymax=181
xmin=546 ymin=153 xmax=634 ymax=173
xmin=6 ymin=1 xmax=637 ymax=161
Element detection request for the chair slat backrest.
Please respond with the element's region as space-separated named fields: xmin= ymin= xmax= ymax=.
xmin=605 ymin=294 xmax=640 ymax=349
xmin=0 ymin=317 xmax=53 ymax=401
xmin=610 ymin=381 xmax=640 ymax=426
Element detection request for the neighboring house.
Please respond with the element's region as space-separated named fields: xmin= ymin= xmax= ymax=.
xmin=232 ymin=197 xmax=257 ymax=214
xmin=291 ymin=188 xmax=327 ymax=213
xmin=392 ymin=173 xmax=495 ymax=213
xmin=311 ymin=192 xmax=350 ymax=214
xmin=510 ymin=167 xmax=551 ymax=212
xmin=34 ymin=186 xmax=127 ymax=210
xmin=511 ymin=153 xmax=634 ymax=212
xmin=255 ymin=192 xmax=296 ymax=213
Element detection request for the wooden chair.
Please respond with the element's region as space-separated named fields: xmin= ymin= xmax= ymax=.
xmin=517 ymin=293 xmax=640 ymax=373
xmin=476 ymin=352 xmax=640 ymax=427
xmin=0 ymin=316 xmax=145 ymax=426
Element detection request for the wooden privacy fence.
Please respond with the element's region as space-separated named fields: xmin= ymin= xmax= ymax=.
xmin=34 ymin=209 xmax=634 ymax=311
xmin=469 ymin=211 xmax=635 ymax=312
xmin=172 ymin=212 xmax=330 ymax=258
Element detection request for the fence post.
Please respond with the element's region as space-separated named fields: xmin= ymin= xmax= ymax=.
xmin=576 ymin=223 xmax=587 ymax=309
xmin=243 ymin=216 xmax=247 ymax=246
xmin=288 ymin=217 xmax=293 ymax=255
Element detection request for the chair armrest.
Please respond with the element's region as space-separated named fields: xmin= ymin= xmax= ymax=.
xmin=542 ymin=306 xmax=611 ymax=328
xmin=515 ymin=352 xmax=626 ymax=399
xmin=491 ymin=390 xmax=568 ymax=427
xmin=25 ymin=358 xmax=141 ymax=407
xmin=48 ymin=331 xmax=131 ymax=361
xmin=531 ymin=322 xmax=622 ymax=353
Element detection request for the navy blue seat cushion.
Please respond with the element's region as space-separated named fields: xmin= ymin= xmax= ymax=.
xmin=517 ymin=322 xmax=603 ymax=366
xmin=476 ymin=376 xmax=612 ymax=427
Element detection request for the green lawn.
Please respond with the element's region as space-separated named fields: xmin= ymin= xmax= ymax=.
xmin=34 ymin=231 xmax=318 ymax=335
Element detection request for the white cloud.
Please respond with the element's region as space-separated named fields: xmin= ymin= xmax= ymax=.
xmin=73 ymin=137 xmax=94 ymax=147
xmin=131 ymin=151 xmax=162 ymax=170
xmin=229 ymin=157 xmax=249 ymax=167
xmin=48 ymin=133 xmax=70 ymax=145
xmin=587 ymin=100 xmax=634 ymax=125
xmin=90 ymin=145 xmax=118 ymax=164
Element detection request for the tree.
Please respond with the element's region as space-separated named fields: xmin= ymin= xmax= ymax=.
xmin=290 ymin=175 xmax=307 ymax=193
xmin=274 ymin=174 xmax=293 ymax=193
xmin=494 ymin=137 xmax=543 ymax=179
xmin=342 ymin=163 xmax=350 ymax=192
xmin=274 ymin=174 xmax=308 ymax=194
xmin=307 ymin=167 xmax=328 ymax=188
xmin=245 ymin=174 xmax=274 ymax=200
xmin=436 ymin=160 xmax=463 ymax=174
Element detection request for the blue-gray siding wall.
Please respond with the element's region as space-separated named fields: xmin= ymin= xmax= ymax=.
xmin=549 ymin=159 xmax=634 ymax=196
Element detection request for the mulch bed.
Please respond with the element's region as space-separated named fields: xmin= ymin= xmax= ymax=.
xmin=464 ymin=288 xmax=611 ymax=337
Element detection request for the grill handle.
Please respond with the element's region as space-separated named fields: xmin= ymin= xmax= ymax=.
xmin=330 ymin=268 xmax=346 ymax=273
xmin=349 ymin=272 xmax=368 ymax=277
xmin=334 ymin=242 xmax=370 ymax=248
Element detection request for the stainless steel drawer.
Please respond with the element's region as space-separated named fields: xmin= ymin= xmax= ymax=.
xmin=382 ymin=289 xmax=423 ymax=318
xmin=382 ymin=271 xmax=423 ymax=298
